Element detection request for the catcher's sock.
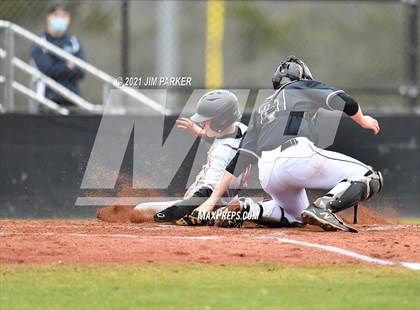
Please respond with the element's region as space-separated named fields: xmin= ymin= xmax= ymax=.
xmin=261 ymin=205 xmax=282 ymax=221
xmin=261 ymin=201 xmax=301 ymax=223
xmin=248 ymin=202 xmax=262 ymax=219
xmin=283 ymin=211 xmax=301 ymax=224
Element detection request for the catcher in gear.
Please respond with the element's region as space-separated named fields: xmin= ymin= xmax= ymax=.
xmin=195 ymin=55 xmax=383 ymax=233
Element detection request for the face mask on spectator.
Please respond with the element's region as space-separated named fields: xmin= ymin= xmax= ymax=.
xmin=49 ymin=17 xmax=69 ymax=33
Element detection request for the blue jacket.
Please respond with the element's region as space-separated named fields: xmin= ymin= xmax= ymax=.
xmin=31 ymin=32 xmax=85 ymax=104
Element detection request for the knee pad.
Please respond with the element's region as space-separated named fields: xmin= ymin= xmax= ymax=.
xmin=314 ymin=170 xmax=383 ymax=213
xmin=364 ymin=169 xmax=383 ymax=198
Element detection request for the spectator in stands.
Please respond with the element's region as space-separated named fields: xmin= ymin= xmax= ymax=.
xmin=31 ymin=1 xmax=85 ymax=108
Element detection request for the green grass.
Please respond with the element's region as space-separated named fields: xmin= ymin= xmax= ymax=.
xmin=1 ymin=264 xmax=419 ymax=310
xmin=397 ymin=218 xmax=420 ymax=224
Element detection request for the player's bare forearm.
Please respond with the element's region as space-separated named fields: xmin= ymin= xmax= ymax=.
xmin=195 ymin=171 xmax=234 ymax=212
xmin=351 ymin=107 xmax=380 ymax=135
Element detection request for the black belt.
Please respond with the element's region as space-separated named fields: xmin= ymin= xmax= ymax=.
xmin=280 ymin=138 xmax=298 ymax=152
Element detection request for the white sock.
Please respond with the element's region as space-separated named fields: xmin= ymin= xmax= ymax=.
xmin=245 ymin=199 xmax=262 ymax=219
xmin=260 ymin=200 xmax=300 ymax=223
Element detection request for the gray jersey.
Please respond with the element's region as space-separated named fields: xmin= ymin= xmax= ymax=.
xmin=226 ymin=79 xmax=359 ymax=176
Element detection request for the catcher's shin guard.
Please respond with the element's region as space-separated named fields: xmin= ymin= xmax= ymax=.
xmin=313 ymin=170 xmax=383 ymax=223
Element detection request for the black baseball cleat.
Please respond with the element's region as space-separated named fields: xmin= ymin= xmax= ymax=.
xmin=154 ymin=205 xmax=197 ymax=223
xmin=301 ymin=204 xmax=358 ymax=233
xmin=153 ymin=211 xmax=170 ymax=222
xmin=153 ymin=207 xmax=176 ymax=222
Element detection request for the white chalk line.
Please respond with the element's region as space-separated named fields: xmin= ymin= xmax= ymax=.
xmin=364 ymin=225 xmax=410 ymax=231
xmin=0 ymin=232 xmax=218 ymax=240
xmin=259 ymin=236 xmax=420 ymax=270
xmin=1 ymin=231 xmax=419 ymax=270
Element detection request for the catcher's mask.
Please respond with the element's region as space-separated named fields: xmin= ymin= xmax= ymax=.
xmin=272 ymin=55 xmax=314 ymax=89
xmin=190 ymin=90 xmax=241 ymax=133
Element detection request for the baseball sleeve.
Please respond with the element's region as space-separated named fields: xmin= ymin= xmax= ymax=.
xmin=226 ymin=112 xmax=260 ymax=177
xmin=315 ymin=81 xmax=359 ymax=116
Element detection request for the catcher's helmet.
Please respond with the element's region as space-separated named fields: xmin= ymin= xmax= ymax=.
xmin=190 ymin=90 xmax=240 ymax=133
xmin=272 ymin=55 xmax=314 ymax=89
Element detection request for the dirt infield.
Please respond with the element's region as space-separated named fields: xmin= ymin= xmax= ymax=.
xmin=95 ymin=204 xmax=392 ymax=225
xmin=0 ymin=219 xmax=419 ymax=267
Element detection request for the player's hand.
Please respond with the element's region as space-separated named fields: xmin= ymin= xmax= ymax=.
xmin=360 ymin=116 xmax=380 ymax=135
xmin=176 ymin=117 xmax=205 ymax=137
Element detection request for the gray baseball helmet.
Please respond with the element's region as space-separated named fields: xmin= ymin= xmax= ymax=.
xmin=190 ymin=90 xmax=241 ymax=132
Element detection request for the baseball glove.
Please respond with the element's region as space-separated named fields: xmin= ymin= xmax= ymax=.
xmin=214 ymin=198 xmax=248 ymax=228
xmin=175 ymin=211 xmax=215 ymax=226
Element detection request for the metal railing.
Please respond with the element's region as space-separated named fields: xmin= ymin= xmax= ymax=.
xmin=0 ymin=20 xmax=165 ymax=115
xmin=0 ymin=75 xmax=69 ymax=115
